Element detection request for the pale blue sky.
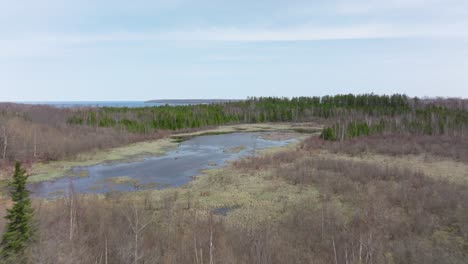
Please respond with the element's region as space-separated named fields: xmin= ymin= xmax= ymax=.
xmin=1 ymin=0 xmax=468 ymax=101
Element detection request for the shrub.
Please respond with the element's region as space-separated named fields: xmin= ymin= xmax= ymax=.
xmin=320 ymin=127 xmax=336 ymax=141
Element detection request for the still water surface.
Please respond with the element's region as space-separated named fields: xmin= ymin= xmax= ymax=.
xmin=29 ymin=133 xmax=296 ymax=198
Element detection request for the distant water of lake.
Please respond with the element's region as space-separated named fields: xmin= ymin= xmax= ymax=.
xmin=17 ymin=100 xmax=237 ymax=108
xmin=17 ymin=101 xmax=169 ymax=108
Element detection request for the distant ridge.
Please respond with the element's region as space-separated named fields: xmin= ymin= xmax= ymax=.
xmin=145 ymin=99 xmax=242 ymax=105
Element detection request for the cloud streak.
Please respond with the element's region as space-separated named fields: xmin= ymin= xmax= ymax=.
xmin=1 ymin=21 xmax=467 ymax=58
xmin=333 ymin=0 xmax=442 ymax=15
xmin=167 ymin=23 xmax=468 ymax=41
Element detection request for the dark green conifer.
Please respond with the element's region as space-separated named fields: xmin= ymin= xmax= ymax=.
xmin=1 ymin=161 xmax=35 ymax=262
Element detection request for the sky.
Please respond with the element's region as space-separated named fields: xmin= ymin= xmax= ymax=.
xmin=1 ymin=0 xmax=468 ymax=101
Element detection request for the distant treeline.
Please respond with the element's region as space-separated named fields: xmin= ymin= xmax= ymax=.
xmin=67 ymin=94 xmax=411 ymax=132
xmin=321 ymin=103 xmax=468 ymax=141
xmin=1 ymin=94 xmax=468 ymax=166
xmin=66 ymin=94 xmax=468 ymax=141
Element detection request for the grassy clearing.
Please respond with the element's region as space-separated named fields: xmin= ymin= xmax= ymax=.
xmin=154 ymin=140 xmax=468 ymax=228
xmin=318 ymin=151 xmax=468 ymax=184
xmin=183 ymin=142 xmax=467 ymax=226
xmin=123 ymin=162 xmax=319 ymax=228
xmin=170 ymin=122 xmax=322 ymax=141
xmin=104 ymin=137 xmax=316 ymax=228
xmin=192 ymin=168 xmax=319 ymax=228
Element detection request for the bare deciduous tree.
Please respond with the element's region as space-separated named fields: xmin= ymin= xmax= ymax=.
xmin=2 ymin=125 xmax=7 ymax=160
xmin=122 ymin=202 xmax=154 ymax=264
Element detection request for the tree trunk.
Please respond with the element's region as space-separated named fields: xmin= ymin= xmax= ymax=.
xmin=321 ymin=205 xmax=324 ymax=240
xmin=194 ymin=234 xmax=199 ymax=264
xmin=333 ymin=238 xmax=338 ymax=264
xmin=122 ymin=203 xmax=153 ymax=264
xmin=69 ymin=195 xmax=74 ymax=241
xmin=359 ymin=236 xmax=363 ymax=264
xmin=134 ymin=205 xmax=139 ymax=264
xmin=209 ymin=213 xmax=214 ymax=264
xmin=345 ymin=244 xmax=349 ymax=264
xmin=2 ymin=126 xmax=7 ymax=160
xmin=33 ymin=128 xmax=37 ymax=159
xmin=105 ymin=236 xmax=108 ymax=264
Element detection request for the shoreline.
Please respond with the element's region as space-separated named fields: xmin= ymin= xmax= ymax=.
xmin=25 ymin=123 xmax=321 ymax=183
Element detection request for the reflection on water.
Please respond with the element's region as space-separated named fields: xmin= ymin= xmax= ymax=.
xmin=29 ymin=133 xmax=296 ymax=198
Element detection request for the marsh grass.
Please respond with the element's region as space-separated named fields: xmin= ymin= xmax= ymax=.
xmin=98 ymin=176 xmax=139 ymax=185
xmin=317 ymin=151 xmax=468 ymax=184
xmin=170 ymin=123 xmax=321 ymax=142
xmin=28 ymin=138 xmax=177 ymax=182
xmin=223 ymin=145 xmax=247 ymax=154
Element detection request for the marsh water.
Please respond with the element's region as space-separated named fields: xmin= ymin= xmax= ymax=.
xmin=29 ymin=133 xmax=297 ymax=198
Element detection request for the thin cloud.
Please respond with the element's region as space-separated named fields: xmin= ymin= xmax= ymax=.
xmin=1 ymin=22 xmax=467 ymax=58
xmin=333 ymin=0 xmax=441 ymax=14
xmin=163 ymin=23 xmax=468 ymax=41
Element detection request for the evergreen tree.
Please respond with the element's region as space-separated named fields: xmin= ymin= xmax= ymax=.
xmin=1 ymin=162 xmax=35 ymax=263
xmin=320 ymin=127 xmax=336 ymax=141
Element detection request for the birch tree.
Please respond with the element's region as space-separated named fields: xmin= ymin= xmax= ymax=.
xmin=122 ymin=202 xmax=154 ymax=264
xmin=2 ymin=125 xmax=7 ymax=160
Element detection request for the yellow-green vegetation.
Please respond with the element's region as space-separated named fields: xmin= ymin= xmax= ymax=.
xmin=171 ymin=122 xmax=322 ymax=140
xmin=69 ymin=170 xmax=90 ymax=178
xmin=318 ymin=151 xmax=468 ymax=184
xmin=119 ymin=138 xmax=468 ymax=230
xmin=197 ymin=169 xmax=316 ymax=224
xmin=223 ymin=145 xmax=247 ymax=153
xmin=258 ymin=132 xmax=303 ymax=141
xmin=115 ymin=139 xmax=313 ymax=228
xmin=123 ymin=161 xmax=319 ymax=228
xmin=28 ymin=138 xmax=176 ymax=182
xmin=99 ymin=176 xmax=139 ymax=185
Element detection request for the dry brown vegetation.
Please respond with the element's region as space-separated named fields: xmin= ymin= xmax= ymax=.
xmin=2 ymin=96 xmax=468 ymax=263
xmin=238 ymin=145 xmax=468 ymax=263
xmin=0 ymin=134 xmax=464 ymax=263
xmin=301 ymin=134 xmax=468 ymax=163
xmin=0 ymin=104 xmax=167 ymax=171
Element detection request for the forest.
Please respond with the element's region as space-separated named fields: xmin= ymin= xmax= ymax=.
xmin=1 ymin=95 xmax=468 ymax=263
xmin=66 ymin=94 xmax=411 ymax=131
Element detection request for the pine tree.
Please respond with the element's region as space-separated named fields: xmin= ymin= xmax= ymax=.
xmin=1 ymin=161 xmax=35 ymax=262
